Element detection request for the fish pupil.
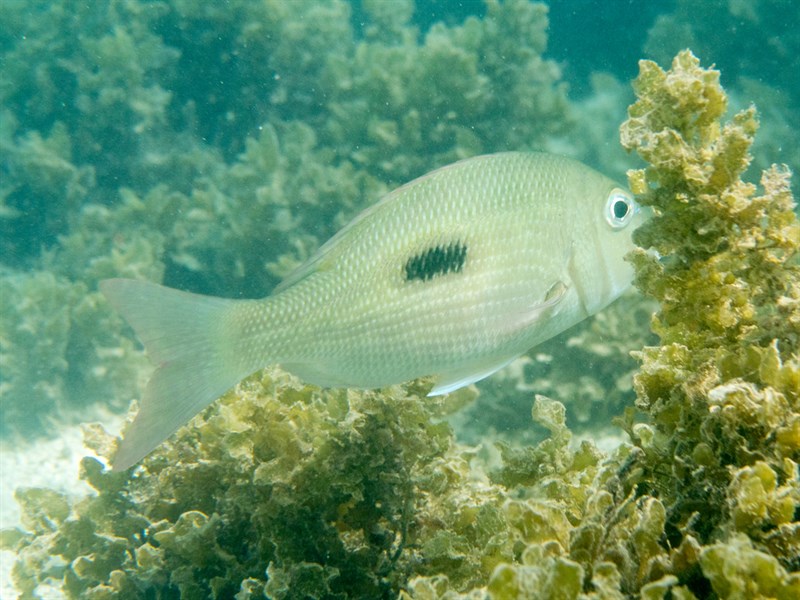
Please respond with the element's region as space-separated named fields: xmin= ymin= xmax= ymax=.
xmin=404 ymin=241 xmax=467 ymax=282
xmin=613 ymin=199 xmax=629 ymax=219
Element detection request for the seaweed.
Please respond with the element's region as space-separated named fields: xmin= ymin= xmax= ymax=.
xmin=0 ymin=269 xmax=148 ymax=435
xmin=3 ymin=371 xmax=478 ymax=598
xmin=642 ymin=0 xmax=800 ymax=179
xmin=6 ymin=371 xmax=642 ymax=599
xmin=3 ymin=0 xmax=800 ymax=597
xmin=618 ymin=49 xmax=800 ymax=595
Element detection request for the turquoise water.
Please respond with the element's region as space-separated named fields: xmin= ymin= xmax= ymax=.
xmin=1 ymin=1 xmax=797 ymax=597
xmin=1 ymin=0 xmax=796 ymax=437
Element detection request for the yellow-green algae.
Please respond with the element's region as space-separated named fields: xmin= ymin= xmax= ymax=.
xmin=642 ymin=0 xmax=800 ymax=180
xmin=3 ymin=47 xmax=800 ymax=600
xmin=619 ymin=50 xmax=799 ymax=597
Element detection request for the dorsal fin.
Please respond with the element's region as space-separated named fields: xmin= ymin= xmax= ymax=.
xmin=273 ymin=181 xmax=411 ymax=293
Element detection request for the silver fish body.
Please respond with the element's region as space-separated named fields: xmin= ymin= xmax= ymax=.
xmin=101 ymin=152 xmax=645 ymax=469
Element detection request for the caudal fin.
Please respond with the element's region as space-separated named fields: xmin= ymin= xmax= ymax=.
xmin=100 ymin=278 xmax=246 ymax=470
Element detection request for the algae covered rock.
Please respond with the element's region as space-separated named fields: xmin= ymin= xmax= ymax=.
xmin=3 ymin=370 xmax=472 ymax=598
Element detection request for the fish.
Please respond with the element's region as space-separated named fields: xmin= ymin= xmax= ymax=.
xmin=100 ymin=152 xmax=646 ymax=470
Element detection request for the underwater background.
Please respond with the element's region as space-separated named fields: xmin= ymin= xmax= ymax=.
xmin=0 ymin=0 xmax=798 ymax=598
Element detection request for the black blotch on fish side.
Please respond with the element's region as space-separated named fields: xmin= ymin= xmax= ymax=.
xmin=404 ymin=241 xmax=467 ymax=282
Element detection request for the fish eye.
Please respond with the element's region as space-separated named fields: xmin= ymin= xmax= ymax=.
xmin=605 ymin=189 xmax=635 ymax=229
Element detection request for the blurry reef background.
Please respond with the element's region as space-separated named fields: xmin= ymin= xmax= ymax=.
xmin=0 ymin=0 xmax=798 ymax=598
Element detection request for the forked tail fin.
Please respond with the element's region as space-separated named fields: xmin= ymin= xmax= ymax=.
xmin=100 ymin=278 xmax=247 ymax=470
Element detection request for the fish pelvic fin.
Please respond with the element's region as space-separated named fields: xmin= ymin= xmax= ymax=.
xmin=429 ymin=355 xmax=519 ymax=396
xmin=100 ymin=278 xmax=248 ymax=471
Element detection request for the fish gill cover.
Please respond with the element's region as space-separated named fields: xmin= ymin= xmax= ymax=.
xmin=1 ymin=0 xmax=799 ymax=598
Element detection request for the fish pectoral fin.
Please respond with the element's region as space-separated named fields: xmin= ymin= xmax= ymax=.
xmin=429 ymin=280 xmax=568 ymax=396
xmin=504 ymin=279 xmax=568 ymax=332
xmin=429 ymin=355 xmax=519 ymax=396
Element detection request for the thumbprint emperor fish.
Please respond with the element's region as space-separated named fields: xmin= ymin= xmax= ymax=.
xmin=101 ymin=152 xmax=646 ymax=470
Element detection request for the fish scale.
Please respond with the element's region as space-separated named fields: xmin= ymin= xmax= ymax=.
xmin=100 ymin=152 xmax=647 ymax=470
